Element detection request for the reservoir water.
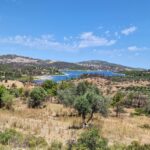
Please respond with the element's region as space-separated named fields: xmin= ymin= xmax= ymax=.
xmin=34 ymin=70 xmax=124 ymax=83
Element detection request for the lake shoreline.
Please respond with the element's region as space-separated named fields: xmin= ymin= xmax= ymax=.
xmin=34 ymin=70 xmax=124 ymax=83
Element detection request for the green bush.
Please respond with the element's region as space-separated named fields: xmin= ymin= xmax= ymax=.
xmin=110 ymin=141 xmax=150 ymax=150
xmin=1 ymin=91 xmax=14 ymax=110
xmin=24 ymin=135 xmax=48 ymax=148
xmin=0 ymin=129 xmax=48 ymax=148
xmin=28 ymin=87 xmax=47 ymax=108
xmin=0 ymin=129 xmax=23 ymax=145
xmin=42 ymin=80 xmax=57 ymax=96
xmin=0 ymin=85 xmax=14 ymax=110
xmin=57 ymin=86 xmax=76 ymax=106
xmin=72 ymin=127 xmax=108 ymax=150
xmin=134 ymin=108 xmax=145 ymax=116
xmin=9 ymin=88 xmax=23 ymax=98
xmin=49 ymin=140 xmax=63 ymax=150
xmin=112 ymin=91 xmax=125 ymax=117
xmin=126 ymin=141 xmax=150 ymax=150
xmin=0 ymin=85 xmax=6 ymax=108
xmin=57 ymin=81 xmax=74 ymax=90
xmin=143 ymin=100 xmax=150 ymax=115
xmin=140 ymin=124 xmax=150 ymax=129
xmin=134 ymin=100 xmax=150 ymax=116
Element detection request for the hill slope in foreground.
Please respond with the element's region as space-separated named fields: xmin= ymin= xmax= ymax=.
xmin=0 ymin=54 xmax=140 ymax=71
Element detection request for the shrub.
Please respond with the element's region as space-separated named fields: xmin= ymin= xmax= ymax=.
xmin=9 ymin=88 xmax=23 ymax=98
xmin=0 ymin=85 xmax=6 ymax=108
xmin=49 ymin=140 xmax=62 ymax=150
xmin=134 ymin=99 xmax=150 ymax=116
xmin=57 ymin=86 xmax=76 ymax=105
xmin=42 ymin=80 xmax=57 ymax=96
xmin=23 ymin=89 xmax=30 ymax=98
xmin=1 ymin=91 xmax=14 ymax=110
xmin=24 ymin=135 xmax=48 ymax=148
xmin=112 ymin=91 xmax=125 ymax=117
xmin=28 ymin=87 xmax=47 ymax=108
xmin=140 ymin=124 xmax=150 ymax=129
xmin=57 ymin=81 xmax=74 ymax=90
xmin=143 ymin=99 xmax=150 ymax=115
xmin=0 ymin=129 xmax=23 ymax=145
xmin=72 ymin=127 xmax=108 ymax=150
xmin=110 ymin=141 xmax=150 ymax=150
xmin=126 ymin=141 xmax=150 ymax=150
xmin=0 ymin=129 xmax=48 ymax=148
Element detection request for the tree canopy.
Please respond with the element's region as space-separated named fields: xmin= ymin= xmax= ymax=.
xmin=57 ymin=81 xmax=108 ymax=126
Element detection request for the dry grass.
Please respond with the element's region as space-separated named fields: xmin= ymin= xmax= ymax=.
xmin=101 ymin=115 xmax=150 ymax=145
xmin=0 ymin=80 xmax=24 ymax=89
xmin=0 ymin=102 xmax=80 ymax=145
xmin=75 ymin=77 xmax=150 ymax=95
xmin=0 ymin=77 xmax=150 ymax=146
xmin=0 ymin=101 xmax=150 ymax=146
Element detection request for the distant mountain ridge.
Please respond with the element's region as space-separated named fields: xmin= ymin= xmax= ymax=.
xmin=0 ymin=54 xmax=53 ymax=64
xmin=0 ymin=54 xmax=141 ymax=71
xmin=78 ymin=60 xmax=135 ymax=71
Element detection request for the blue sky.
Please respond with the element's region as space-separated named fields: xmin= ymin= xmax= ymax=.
xmin=0 ymin=0 xmax=150 ymax=68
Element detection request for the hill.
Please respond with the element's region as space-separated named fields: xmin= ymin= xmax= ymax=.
xmin=78 ymin=60 xmax=140 ymax=72
xmin=0 ymin=55 xmax=140 ymax=72
xmin=0 ymin=55 xmax=88 ymax=70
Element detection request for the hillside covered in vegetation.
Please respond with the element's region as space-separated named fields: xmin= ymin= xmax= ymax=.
xmin=0 ymin=68 xmax=150 ymax=149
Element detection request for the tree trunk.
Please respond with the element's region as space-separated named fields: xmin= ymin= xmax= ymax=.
xmin=87 ymin=111 xmax=94 ymax=123
xmin=116 ymin=106 xmax=119 ymax=117
xmin=82 ymin=114 xmax=86 ymax=128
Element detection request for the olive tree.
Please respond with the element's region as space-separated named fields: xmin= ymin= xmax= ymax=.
xmin=57 ymin=81 xmax=108 ymax=127
xmin=112 ymin=91 xmax=125 ymax=117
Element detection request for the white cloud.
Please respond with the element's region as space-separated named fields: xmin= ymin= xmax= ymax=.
xmin=128 ymin=46 xmax=139 ymax=51
xmin=128 ymin=45 xmax=147 ymax=51
xmin=121 ymin=26 xmax=137 ymax=35
xmin=78 ymin=32 xmax=116 ymax=48
xmin=0 ymin=32 xmax=117 ymax=51
xmin=0 ymin=34 xmax=76 ymax=51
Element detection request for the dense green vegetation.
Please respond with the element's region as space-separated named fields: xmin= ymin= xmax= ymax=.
xmin=0 ymin=63 xmax=61 ymax=81
xmin=109 ymin=70 xmax=150 ymax=82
